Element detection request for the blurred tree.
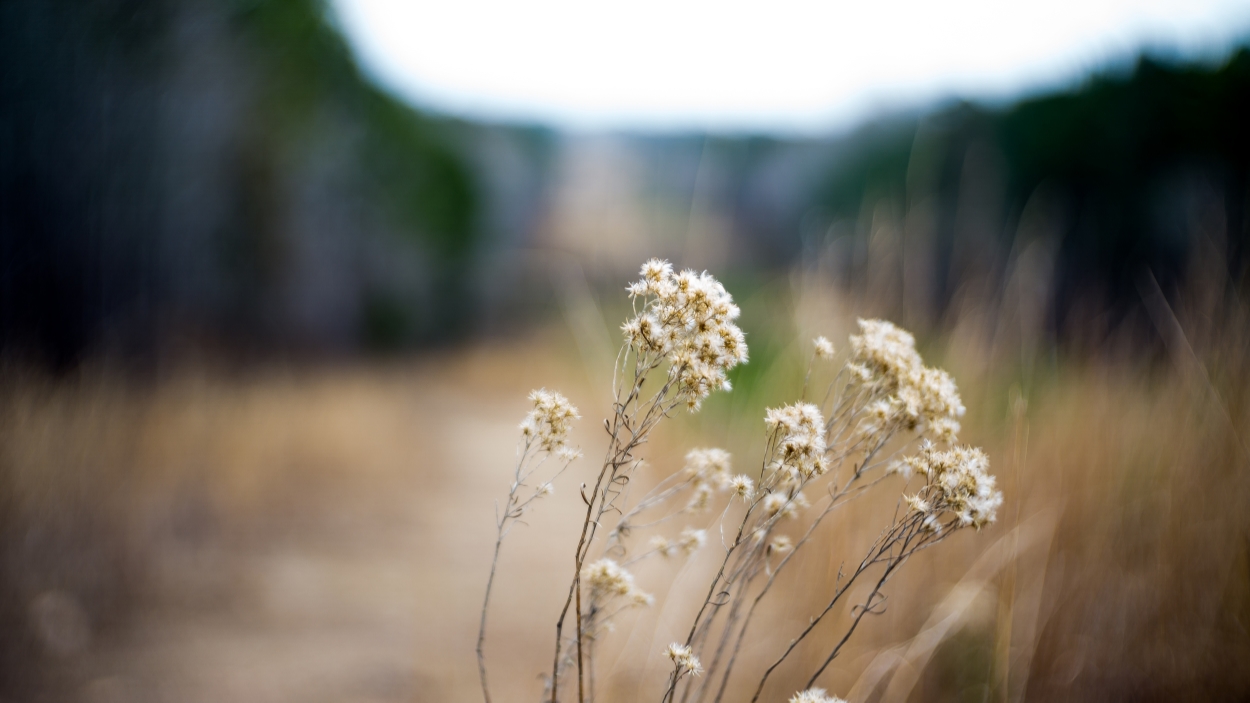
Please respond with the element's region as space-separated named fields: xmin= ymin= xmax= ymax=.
xmin=0 ymin=0 xmax=482 ymax=366
xmin=806 ymin=51 xmax=1250 ymax=340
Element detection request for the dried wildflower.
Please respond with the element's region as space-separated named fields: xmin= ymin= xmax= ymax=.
xmin=727 ymin=474 xmax=755 ymax=500
xmin=765 ymin=402 xmax=828 ymax=480
xmin=769 ymin=534 xmax=793 ymax=555
xmin=761 ymin=491 xmax=805 ymax=521
xmin=789 ymin=688 xmax=846 ymax=703
xmin=907 ymin=444 xmax=1003 ymax=529
xmin=519 ymin=389 xmax=581 ymax=452
xmin=582 ymin=558 xmax=651 ymax=605
xmin=622 ymin=260 xmax=748 ymax=411
xmin=687 ymin=484 xmax=714 ymax=512
xmin=481 ymin=387 xmax=583 ymax=703
xmin=761 ymin=492 xmax=788 ymax=518
xmin=650 ymin=535 xmax=675 ymax=558
xmin=677 ymin=527 xmax=707 ymax=555
xmin=847 ymin=319 xmax=965 ymax=443
xmin=485 ymin=264 xmax=1005 ymax=703
xmin=886 ymin=458 xmax=911 ymax=479
xmin=684 ymin=447 xmax=732 ymax=488
xmin=904 ymin=493 xmax=929 ymax=514
xmin=813 ymin=336 xmax=835 ymax=359
xmin=666 ymin=643 xmax=703 ymax=676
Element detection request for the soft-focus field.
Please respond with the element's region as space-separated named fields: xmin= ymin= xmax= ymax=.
xmin=2 ymin=274 xmax=1248 ymax=702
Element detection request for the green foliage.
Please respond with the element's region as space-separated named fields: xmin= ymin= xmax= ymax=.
xmin=808 ymin=50 xmax=1250 ymax=329
xmin=231 ymin=0 xmax=478 ymax=262
xmin=360 ymin=89 xmax=477 ymax=260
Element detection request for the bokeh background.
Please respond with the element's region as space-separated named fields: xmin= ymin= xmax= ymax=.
xmin=2 ymin=1 xmax=1250 ymax=701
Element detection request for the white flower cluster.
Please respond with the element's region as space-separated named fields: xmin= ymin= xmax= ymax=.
xmin=678 ymin=527 xmax=707 ymax=553
xmin=765 ymin=402 xmax=829 ymax=481
xmin=727 ymin=474 xmax=755 ymax=500
xmin=649 ymin=527 xmax=707 ymax=558
xmin=769 ymin=534 xmax=793 ymax=554
xmin=582 ymin=558 xmax=653 ymax=606
xmin=666 ymin=642 xmax=703 ymax=677
xmin=761 ymin=490 xmax=810 ymax=521
xmin=683 ymin=447 xmax=756 ymax=509
xmin=519 ymin=389 xmax=581 ymax=452
xmin=684 ymin=447 xmax=732 ymax=486
xmin=789 ymin=688 xmax=847 ymax=703
xmin=813 ymin=336 xmax=835 ymax=359
xmin=623 ymin=259 xmax=748 ymax=410
xmin=902 ymin=443 xmax=1003 ymax=530
xmin=847 ymin=319 xmax=965 ymax=443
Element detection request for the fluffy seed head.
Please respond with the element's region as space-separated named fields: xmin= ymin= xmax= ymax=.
xmin=684 ymin=448 xmax=732 ymax=488
xmin=769 ymin=534 xmax=793 ymax=554
xmin=904 ymin=493 xmax=929 ymax=514
xmin=687 ymin=484 xmax=714 ymax=512
xmin=582 ymin=558 xmax=651 ymax=605
xmin=765 ymin=402 xmax=828 ymax=480
xmin=666 ymin=643 xmax=703 ymax=676
xmin=622 ymin=260 xmax=747 ymax=411
xmin=907 ymin=444 xmax=1002 ymax=529
xmin=789 ymin=688 xmax=847 ymax=703
xmin=649 ymin=535 xmax=675 ymax=558
xmin=847 ymin=319 xmax=966 ymax=444
xmin=762 ymin=491 xmax=805 ymax=520
xmin=813 ymin=336 xmax=835 ymax=359
xmin=678 ymin=527 xmax=707 ymax=555
xmin=520 ymin=389 xmax=580 ymax=452
xmin=728 ymin=474 xmax=755 ymax=500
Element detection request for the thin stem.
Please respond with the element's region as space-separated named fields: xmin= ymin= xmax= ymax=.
xmin=747 ymin=514 xmax=923 ymax=703
xmin=477 ymin=529 xmax=504 ymax=703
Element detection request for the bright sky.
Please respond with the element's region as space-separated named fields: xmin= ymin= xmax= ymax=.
xmin=331 ymin=0 xmax=1250 ymax=133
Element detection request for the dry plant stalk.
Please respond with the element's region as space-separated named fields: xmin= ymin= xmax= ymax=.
xmin=478 ymin=260 xmax=1003 ymax=703
xmin=477 ymin=389 xmax=583 ymax=703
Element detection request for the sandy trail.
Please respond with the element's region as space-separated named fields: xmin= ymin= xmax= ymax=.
xmin=26 ymin=344 xmax=601 ymax=703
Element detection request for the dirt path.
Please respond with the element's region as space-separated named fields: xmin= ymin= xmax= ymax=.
xmin=20 ymin=345 xmax=600 ymax=703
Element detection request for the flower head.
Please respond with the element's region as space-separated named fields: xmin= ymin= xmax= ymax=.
xmin=678 ymin=527 xmax=707 ymax=555
xmin=666 ymin=643 xmax=703 ymax=677
xmin=520 ymin=389 xmax=580 ymax=452
xmin=789 ymin=688 xmax=846 ymax=703
xmin=727 ymin=474 xmax=755 ymax=500
xmin=649 ymin=535 xmax=675 ymax=558
xmin=687 ymin=484 xmax=714 ymax=512
xmin=762 ymin=491 xmax=805 ymax=520
xmin=582 ymin=558 xmax=651 ymax=606
xmin=813 ymin=336 xmax=835 ymax=359
xmin=847 ymin=319 xmax=966 ymax=444
xmin=906 ymin=444 xmax=1002 ymax=529
xmin=904 ymin=492 xmax=929 ymax=514
xmin=622 ymin=261 xmax=747 ymax=411
xmin=684 ymin=448 xmax=732 ymax=488
xmin=764 ymin=402 xmax=828 ymax=480
xmin=769 ymin=534 xmax=793 ymax=555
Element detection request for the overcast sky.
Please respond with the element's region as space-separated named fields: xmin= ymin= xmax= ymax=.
xmin=331 ymin=0 xmax=1250 ymax=133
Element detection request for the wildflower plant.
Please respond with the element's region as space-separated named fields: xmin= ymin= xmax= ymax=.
xmin=477 ymin=389 xmax=582 ymax=703
xmin=477 ymin=260 xmax=1002 ymax=703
